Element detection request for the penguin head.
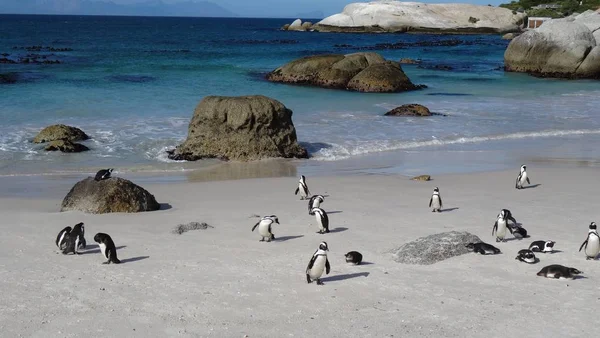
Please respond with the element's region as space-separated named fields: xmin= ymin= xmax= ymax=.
xmin=520 ymin=164 xmax=526 ymax=172
xmin=299 ymin=175 xmax=306 ymax=182
xmin=108 ymin=168 xmax=114 ymax=173
xmin=319 ymin=241 xmax=329 ymax=251
xmin=73 ymin=222 xmax=84 ymax=233
xmin=545 ymin=241 xmax=555 ymax=248
xmin=433 ymin=187 xmax=439 ymax=193
xmin=568 ymin=267 xmax=582 ymax=275
xmin=317 ymin=195 xmax=324 ymax=203
xmin=590 ymin=222 xmax=597 ymax=230
xmin=268 ymin=215 xmax=280 ymax=224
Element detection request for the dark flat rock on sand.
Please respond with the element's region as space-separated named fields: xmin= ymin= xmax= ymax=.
xmin=393 ymin=231 xmax=482 ymax=265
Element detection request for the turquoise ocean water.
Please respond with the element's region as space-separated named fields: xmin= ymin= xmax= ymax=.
xmin=1 ymin=14 xmax=600 ymax=180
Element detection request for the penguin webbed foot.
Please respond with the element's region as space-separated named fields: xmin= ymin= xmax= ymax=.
xmin=259 ymin=238 xmax=265 ymax=242
xmin=102 ymin=261 xmax=109 ymax=265
xmin=317 ymin=279 xmax=324 ymax=285
xmin=306 ymin=275 xmax=312 ymax=284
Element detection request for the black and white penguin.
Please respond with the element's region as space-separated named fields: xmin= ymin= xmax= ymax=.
xmin=294 ymin=175 xmax=310 ymax=200
xmin=508 ymin=224 xmax=529 ymax=239
xmin=251 ymin=215 xmax=279 ymax=242
xmin=345 ymin=251 xmax=363 ymax=265
xmin=308 ymin=195 xmax=324 ymax=215
xmin=501 ymin=209 xmax=518 ymax=226
xmin=311 ymin=207 xmax=329 ymax=234
xmin=492 ymin=210 xmax=509 ymax=242
xmin=529 ymin=240 xmax=555 ymax=253
xmin=465 ymin=242 xmax=501 ymax=255
xmin=537 ymin=264 xmax=582 ymax=279
xmin=515 ymin=164 xmax=530 ymax=189
xmin=579 ymin=222 xmax=600 ymax=260
xmin=94 ymin=168 xmax=113 ymax=181
xmin=306 ymin=241 xmax=330 ymax=285
xmin=429 ymin=187 xmax=443 ymax=212
xmin=55 ymin=226 xmax=72 ymax=250
xmin=515 ymin=249 xmax=537 ymax=263
xmin=61 ymin=222 xmax=86 ymax=255
xmin=93 ymin=233 xmax=121 ymax=264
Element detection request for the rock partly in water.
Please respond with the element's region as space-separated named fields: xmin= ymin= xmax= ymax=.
xmin=167 ymin=95 xmax=308 ymax=161
xmin=385 ymin=104 xmax=431 ymax=116
xmin=287 ymin=19 xmax=304 ymax=31
xmin=504 ymin=12 xmax=600 ymax=79
xmin=301 ymin=21 xmax=314 ymax=31
xmin=312 ymin=1 xmax=526 ymax=33
xmin=399 ymin=58 xmax=422 ymax=64
xmin=411 ymin=175 xmax=431 ymax=181
xmin=502 ymin=32 xmax=518 ymax=40
xmin=44 ymin=139 xmax=90 ymax=153
xmin=393 ymin=231 xmax=482 ymax=265
xmin=266 ymin=53 xmax=423 ymax=93
xmin=33 ymin=124 xmax=89 ymax=143
xmin=60 ymin=177 xmax=160 ymax=214
xmin=281 ymin=24 xmax=291 ymax=30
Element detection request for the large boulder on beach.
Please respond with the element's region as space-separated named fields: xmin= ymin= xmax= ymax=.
xmin=167 ymin=95 xmax=308 ymax=161
xmin=60 ymin=177 xmax=160 ymax=214
xmin=504 ymin=12 xmax=600 ymax=79
xmin=33 ymin=124 xmax=89 ymax=143
xmin=266 ymin=52 xmax=422 ymax=93
xmin=311 ymin=1 xmax=526 ymax=33
xmin=44 ymin=139 xmax=89 ymax=153
xmin=393 ymin=231 xmax=482 ymax=265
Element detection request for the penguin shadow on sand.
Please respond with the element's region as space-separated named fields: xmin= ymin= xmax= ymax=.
xmin=329 ymin=227 xmax=348 ymax=233
xmin=80 ymin=244 xmax=127 ymax=254
xmin=327 ymin=211 xmax=343 ymax=214
xmin=522 ymin=184 xmax=542 ymax=189
xmin=274 ymin=235 xmax=304 ymax=242
xmin=119 ymin=256 xmax=150 ymax=264
xmin=440 ymin=207 xmax=459 ymax=213
xmin=321 ymin=272 xmax=370 ymax=283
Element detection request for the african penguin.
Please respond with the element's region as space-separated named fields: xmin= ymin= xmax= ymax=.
xmin=501 ymin=209 xmax=518 ymax=226
xmin=465 ymin=242 xmax=501 ymax=255
xmin=308 ymin=195 xmax=324 ymax=215
xmin=306 ymin=242 xmax=330 ymax=285
xmin=429 ymin=187 xmax=443 ymax=212
xmin=515 ymin=249 xmax=537 ymax=264
xmin=508 ymin=224 xmax=529 ymax=239
xmin=55 ymin=226 xmax=72 ymax=251
xmin=95 ymin=168 xmax=113 ymax=181
xmin=492 ymin=210 xmax=509 ymax=242
xmin=579 ymin=222 xmax=600 ymax=260
xmin=529 ymin=240 xmax=555 ymax=253
xmin=93 ymin=233 xmax=121 ymax=264
xmin=515 ymin=164 xmax=530 ymax=189
xmin=251 ymin=215 xmax=279 ymax=242
xmin=345 ymin=251 xmax=363 ymax=265
xmin=294 ymin=175 xmax=310 ymax=200
xmin=537 ymin=265 xmax=582 ymax=279
xmin=61 ymin=222 xmax=86 ymax=255
xmin=311 ymin=207 xmax=330 ymax=234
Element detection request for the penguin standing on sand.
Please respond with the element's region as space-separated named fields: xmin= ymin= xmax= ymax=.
xmin=429 ymin=187 xmax=443 ymax=212
xmin=306 ymin=241 xmax=330 ymax=285
xmin=537 ymin=265 xmax=582 ymax=279
xmin=529 ymin=240 xmax=555 ymax=253
xmin=311 ymin=207 xmax=330 ymax=234
xmin=95 ymin=168 xmax=113 ymax=181
xmin=308 ymin=195 xmax=324 ymax=215
xmin=465 ymin=242 xmax=501 ymax=255
xmin=252 ymin=215 xmax=279 ymax=242
xmin=62 ymin=222 xmax=86 ymax=255
xmin=515 ymin=164 xmax=530 ymax=189
xmin=55 ymin=226 xmax=72 ymax=250
xmin=492 ymin=210 xmax=509 ymax=242
xmin=515 ymin=249 xmax=537 ymax=263
xmin=93 ymin=233 xmax=121 ymax=264
xmin=345 ymin=251 xmax=363 ymax=265
xmin=579 ymin=222 xmax=600 ymax=260
xmin=294 ymin=175 xmax=310 ymax=200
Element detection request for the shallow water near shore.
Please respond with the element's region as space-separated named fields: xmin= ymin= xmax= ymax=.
xmin=1 ymin=15 xmax=600 ymax=184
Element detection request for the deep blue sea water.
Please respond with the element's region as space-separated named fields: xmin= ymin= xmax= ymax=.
xmin=1 ymin=15 xmax=600 ymax=179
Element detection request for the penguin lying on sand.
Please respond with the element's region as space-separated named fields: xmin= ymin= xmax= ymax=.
xmin=537 ymin=265 xmax=581 ymax=279
xmin=465 ymin=242 xmax=501 ymax=255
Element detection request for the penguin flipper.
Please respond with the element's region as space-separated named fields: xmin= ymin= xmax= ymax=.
xmin=492 ymin=222 xmax=498 ymax=236
xmin=306 ymin=255 xmax=316 ymax=271
xmin=325 ymin=259 xmax=330 ymax=275
xmin=429 ymin=197 xmax=432 ymax=208
xmin=439 ymin=196 xmax=443 ymax=208
xmin=294 ymin=187 xmax=299 ymax=195
xmin=579 ymin=240 xmax=588 ymax=252
xmin=526 ymin=177 xmax=531 ymax=184
xmin=252 ymin=221 xmax=260 ymax=232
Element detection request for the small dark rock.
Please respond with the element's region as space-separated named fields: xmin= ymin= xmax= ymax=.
xmin=44 ymin=139 xmax=89 ymax=153
xmin=385 ymin=104 xmax=431 ymax=117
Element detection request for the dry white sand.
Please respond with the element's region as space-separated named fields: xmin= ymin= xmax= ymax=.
xmin=0 ymin=167 xmax=598 ymax=337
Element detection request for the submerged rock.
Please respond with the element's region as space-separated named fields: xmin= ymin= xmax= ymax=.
xmin=266 ymin=52 xmax=423 ymax=93
xmin=44 ymin=139 xmax=89 ymax=153
xmin=393 ymin=231 xmax=482 ymax=265
xmin=399 ymin=58 xmax=422 ymax=64
xmin=167 ymin=95 xmax=308 ymax=161
xmin=385 ymin=104 xmax=431 ymax=116
xmin=60 ymin=177 xmax=160 ymax=214
xmin=33 ymin=124 xmax=89 ymax=143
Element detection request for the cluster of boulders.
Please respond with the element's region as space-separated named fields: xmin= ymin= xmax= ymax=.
xmin=266 ymin=52 xmax=425 ymax=93
xmin=33 ymin=124 xmax=90 ymax=153
xmin=505 ymin=10 xmax=600 ymax=79
xmin=281 ymin=19 xmax=314 ymax=31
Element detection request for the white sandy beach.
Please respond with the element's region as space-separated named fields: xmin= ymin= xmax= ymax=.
xmin=0 ymin=167 xmax=599 ymax=337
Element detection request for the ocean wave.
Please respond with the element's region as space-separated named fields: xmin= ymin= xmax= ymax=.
xmin=309 ymin=128 xmax=600 ymax=161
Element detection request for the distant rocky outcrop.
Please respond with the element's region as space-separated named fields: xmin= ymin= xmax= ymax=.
xmin=60 ymin=177 xmax=160 ymax=214
xmin=295 ymin=1 xmax=525 ymax=33
xmin=504 ymin=10 xmax=600 ymax=79
xmin=266 ymin=52 xmax=424 ymax=93
xmin=411 ymin=174 xmax=431 ymax=181
xmin=167 ymin=95 xmax=308 ymax=161
xmin=393 ymin=231 xmax=482 ymax=265
xmin=281 ymin=19 xmax=313 ymax=31
xmin=385 ymin=104 xmax=432 ymax=116
xmin=33 ymin=124 xmax=89 ymax=143
xmin=45 ymin=139 xmax=90 ymax=153
xmin=399 ymin=58 xmax=422 ymax=64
